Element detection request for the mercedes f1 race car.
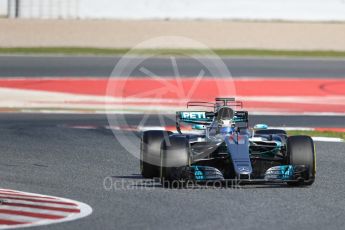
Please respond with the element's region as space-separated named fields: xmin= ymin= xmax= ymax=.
xmin=140 ymin=98 xmax=316 ymax=187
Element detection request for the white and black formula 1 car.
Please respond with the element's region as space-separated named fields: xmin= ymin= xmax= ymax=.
xmin=140 ymin=98 xmax=316 ymax=187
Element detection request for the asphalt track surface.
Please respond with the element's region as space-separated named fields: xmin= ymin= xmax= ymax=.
xmin=1 ymin=55 xmax=345 ymax=78
xmin=0 ymin=113 xmax=345 ymax=230
xmin=1 ymin=55 xmax=344 ymax=229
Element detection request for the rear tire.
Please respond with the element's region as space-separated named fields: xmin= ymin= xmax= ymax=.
xmin=140 ymin=130 xmax=172 ymax=178
xmin=160 ymin=136 xmax=191 ymax=186
xmin=286 ymin=135 xmax=316 ymax=186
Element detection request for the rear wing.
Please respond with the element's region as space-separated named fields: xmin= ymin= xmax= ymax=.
xmin=187 ymin=101 xmax=215 ymax=109
xmin=215 ymin=98 xmax=243 ymax=108
xmin=187 ymin=98 xmax=243 ymax=112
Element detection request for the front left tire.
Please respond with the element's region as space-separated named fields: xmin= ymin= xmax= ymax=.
xmin=160 ymin=135 xmax=191 ymax=183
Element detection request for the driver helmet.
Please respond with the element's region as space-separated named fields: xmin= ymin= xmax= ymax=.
xmin=216 ymin=107 xmax=235 ymax=134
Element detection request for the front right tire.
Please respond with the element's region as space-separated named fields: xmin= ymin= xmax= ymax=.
xmin=286 ymin=135 xmax=316 ymax=186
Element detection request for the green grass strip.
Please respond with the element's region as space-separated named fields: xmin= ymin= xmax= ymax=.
xmin=287 ymin=130 xmax=345 ymax=140
xmin=1 ymin=47 xmax=345 ymax=58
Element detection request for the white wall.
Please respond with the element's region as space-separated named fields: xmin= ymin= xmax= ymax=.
xmin=79 ymin=0 xmax=345 ymax=21
xmin=0 ymin=0 xmax=8 ymax=17
xmin=8 ymin=0 xmax=345 ymax=21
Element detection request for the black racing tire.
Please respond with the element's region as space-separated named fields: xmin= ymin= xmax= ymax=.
xmin=140 ymin=130 xmax=173 ymax=178
xmin=160 ymin=136 xmax=191 ymax=186
xmin=286 ymin=135 xmax=316 ymax=186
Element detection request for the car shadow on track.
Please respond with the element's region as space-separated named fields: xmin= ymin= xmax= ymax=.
xmin=111 ymin=174 xmax=143 ymax=180
xmin=111 ymin=175 xmax=296 ymax=189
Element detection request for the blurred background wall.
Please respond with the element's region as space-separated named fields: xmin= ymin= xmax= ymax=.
xmin=2 ymin=0 xmax=345 ymax=21
xmin=3 ymin=0 xmax=78 ymax=18
xmin=0 ymin=0 xmax=7 ymax=17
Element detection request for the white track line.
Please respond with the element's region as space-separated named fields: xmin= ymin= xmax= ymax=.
xmin=0 ymin=199 xmax=79 ymax=209
xmin=0 ymin=206 xmax=74 ymax=217
xmin=312 ymin=137 xmax=344 ymax=142
xmin=0 ymin=214 xmax=42 ymax=223
xmin=0 ymin=193 xmax=57 ymax=201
